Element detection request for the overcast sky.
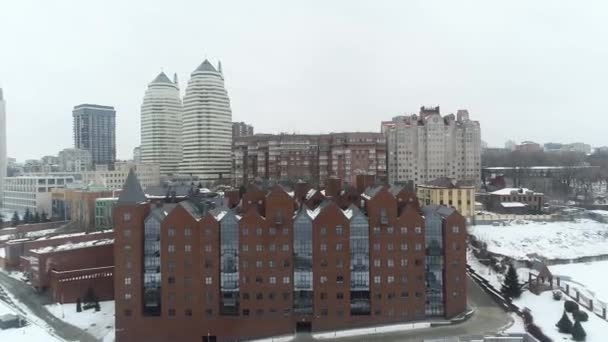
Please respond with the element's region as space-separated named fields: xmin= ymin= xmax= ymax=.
xmin=1 ymin=0 xmax=607 ymax=161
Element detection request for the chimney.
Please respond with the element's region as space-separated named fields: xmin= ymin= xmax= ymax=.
xmin=325 ymin=176 xmax=341 ymax=198
xmin=356 ymin=174 xmax=376 ymax=195
xmin=295 ymin=180 xmax=310 ymax=202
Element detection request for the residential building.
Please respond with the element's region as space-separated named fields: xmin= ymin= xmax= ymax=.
xmin=505 ymin=140 xmax=517 ymax=151
xmin=233 ymin=132 xmax=387 ymax=186
xmin=382 ymin=106 xmax=481 ymax=187
xmin=2 ymin=175 xmax=75 ymax=214
xmin=95 ymin=197 xmax=118 ymax=230
xmin=232 ymin=121 xmax=254 ymax=141
xmin=50 ymin=187 xmax=113 ymax=230
xmin=81 ymin=162 xmax=160 ymax=191
xmin=133 ymin=146 xmax=141 ymax=163
xmin=113 ymin=171 xmax=466 ymax=342
xmin=57 ymin=148 xmax=92 ymax=172
xmin=514 ymin=141 xmax=542 ymax=153
xmin=140 ymin=72 xmax=182 ymax=175
xmin=180 ymin=59 xmax=232 ymax=180
xmin=0 ymin=89 xmax=6 ymax=207
xmin=416 ymin=178 xmax=475 ymax=219
xmin=73 ymin=104 xmax=116 ymax=167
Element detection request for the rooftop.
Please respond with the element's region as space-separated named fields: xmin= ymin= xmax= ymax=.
xmin=491 ymin=188 xmax=541 ymax=196
xmin=30 ymin=238 xmax=114 ymax=254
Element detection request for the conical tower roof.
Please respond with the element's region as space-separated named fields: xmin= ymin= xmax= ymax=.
xmin=195 ymin=59 xmax=217 ymax=73
xmin=151 ymin=72 xmax=173 ymax=84
xmin=118 ymin=168 xmax=147 ymax=204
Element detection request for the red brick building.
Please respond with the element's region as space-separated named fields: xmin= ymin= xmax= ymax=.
xmin=114 ymin=170 xmax=466 ymax=342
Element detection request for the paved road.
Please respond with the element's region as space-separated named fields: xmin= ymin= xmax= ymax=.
xmin=293 ymin=275 xmax=513 ymax=342
xmin=0 ymin=271 xmax=98 ymax=342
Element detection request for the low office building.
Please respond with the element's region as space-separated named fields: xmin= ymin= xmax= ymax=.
xmin=2 ymin=175 xmax=75 ymax=214
xmin=416 ymin=178 xmax=475 ymax=219
xmin=81 ymin=162 xmax=160 ymax=190
xmin=51 ymin=187 xmax=113 ymax=230
xmin=113 ymin=170 xmax=466 ymax=342
xmin=57 ymin=148 xmax=93 ymax=172
xmin=95 ymin=197 xmax=118 ymax=231
xmin=483 ymin=187 xmax=544 ymax=213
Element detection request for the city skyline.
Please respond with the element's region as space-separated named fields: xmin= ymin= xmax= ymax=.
xmin=2 ymin=1 xmax=608 ymax=161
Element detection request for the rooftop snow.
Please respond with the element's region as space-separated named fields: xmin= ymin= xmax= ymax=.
xmin=500 ymin=202 xmax=527 ymax=208
xmin=31 ymin=238 xmax=114 ymax=254
xmin=491 ymin=188 xmax=538 ymax=195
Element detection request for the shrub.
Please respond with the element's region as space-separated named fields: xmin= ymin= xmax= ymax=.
xmin=573 ymin=310 xmax=589 ymax=322
xmin=522 ymin=307 xmax=534 ymax=325
xmin=565 ymin=300 xmax=579 ymax=313
xmin=76 ymin=298 xmax=82 ymax=312
xmin=552 ymin=290 xmax=563 ymax=300
xmin=526 ymin=323 xmax=552 ymax=342
xmin=572 ymin=319 xmax=587 ymax=341
xmin=556 ymin=310 xmax=573 ymax=333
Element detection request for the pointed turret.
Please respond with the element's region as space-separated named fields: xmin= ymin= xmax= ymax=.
xmin=151 ymin=71 xmax=173 ymax=84
xmin=194 ymin=59 xmax=217 ymax=73
xmin=118 ymin=168 xmax=147 ymax=204
xmin=173 ymin=73 xmax=179 ymax=88
xmin=218 ymin=60 xmax=223 ymax=74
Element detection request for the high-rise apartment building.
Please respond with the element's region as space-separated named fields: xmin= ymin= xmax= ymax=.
xmin=180 ymin=60 xmax=232 ymax=180
xmin=140 ymin=72 xmax=182 ymax=175
xmin=113 ymin=173 xmax=466 ymax=342
xmin=382 ymin=107 xmax=481 ymax=186
xmin=232 ymin=121 xmax=254 ymax=140
xmin=0 ymin=89 xmax=7 ymax=207
xmin=73 ymin=104 xmax=116 ymax=167
xmin=57 ymin=148 xmax=92 ymax=172
xmin=233 ymin=132 xmax=387 ymax=186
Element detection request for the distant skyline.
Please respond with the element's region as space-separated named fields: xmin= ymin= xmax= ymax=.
xmin=1 ymin=0 xmax=607 ymax=161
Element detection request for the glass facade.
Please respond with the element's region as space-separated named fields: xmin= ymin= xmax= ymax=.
xmin=349 ymin=211 xmax=370 ymax=315
xmin=143 ymin=214 xmax=161 ymax=316
xmin=220 ymin=211 xmax=239 ymax=315
xmin=423 ymin=209 xmax=444 ymax=316
xmin=293 ymin=211 xmax=313 ymax=314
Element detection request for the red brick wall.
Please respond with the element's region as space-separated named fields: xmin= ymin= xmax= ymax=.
xmin=443 ymin=212 xmax=467 ymax=318
xmin=49 ymin=266 xmax=114 ymax=303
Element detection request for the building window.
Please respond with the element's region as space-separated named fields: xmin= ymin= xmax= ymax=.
xmin=256 ymin=293 xmax=263 ymax=300
xmin=373 ymin=243 xmax=380 ymax=251
xmin=269 ymin=276 xmax=277 ymax=284
xmin=184 ymin=228 xmax=192 ymax=237
xmin=124 ymin=277 xmax=131 ymax=285
xmin=242 ymin=228 xmax=248 ymax=236
xmin=168 ymin=245 xmax=175 ymax=253
xmin=320 ymin=227 xmax=327 ymax=236
xmin=123 ymin=229 xmax=131 ymax=237
xmin=387 ymin=227 xmax=394 ymax=234
xmin=401 ymin=259 xmax=408 ymax=267
xmin=415 ymin=243 xmax=422 ymax=251
xmin=204 ymin=244 xmax=212 ymax=252
xmin=256 ymin=244 xmax=263 ymax=252
xmin=205 ymin=277 xmax=212 ymax=285
xmin=336 ymin=226 xmax=343 ymax=236
xmin=283 ymin=276 xmax=290 ymax=284
xmin=256 ymin=260 xmax=263 ymax=268
xmin=256 ymin=228 xmax=263 ymax=236
xmin=452 ymin=226 xmax=460 ymax=233
xmin=269 ymin=227 xmax=276 ymax=235
xmin=400 ymin=227 xmax=407 ymax=234
xmin=168 ymin=276 xmax=175 ymax=284
xmin=123 ymin=212 xmax=131 ymax=222
xmin=242 ymin=309 xmax=250 ymax=316
xmin=388 ymin=276 xmax=395 ymax=284
xmin=400 ymin=243 xmax=408 ymax=251
xmin=374 ymin=259 xmax=381 ymax=267
xmin=282 ymin=228 xmax=289 ymax=235
xmin=337 ymin=292 xmax=344 ymax=299
xmin=320 ymin=292 xmax=327 ymax=300
xmin=335 ymin=243 xmax=343 ymax=252
xmin=242 ymin=244 xmax=249 ymax=252
xmin=387 ymin=259 xmax=394 ymax=268
xmin=415 ymin=227 xmax=422 ymax=234
xmin=243 ymin=293 xmax=250 ymax=300
xmin=205 ymin=309 xmax=213 ymax=317
xmin=401 ymin=291 xmax=409 ymax=298
xmin=373 ymin=227 xmax=380 ymax=235
xmin=387 ymin=243 xmax=394 ymax=251
xmin=282 ymin=244 xmax=289 ymax=252
xmin=269 ymin=260 xmax=276 ymax=268
xmin=124 ymin=309 xmax=132 ymax=316
xmin=124 ymin=293 xmax=131 ymax=300
xmin=185 ymin=244 xmax=191 ymax=253
xmin=269 ymin=244 xmax=276 ymax=252
xmin=374 ymin=276 xmax=381 ymax=284
xmin=336 ymin=275 xmax=344 ymax=283
xmin=320 ymin=276 xmax=328 ymax=284
xmin=320 ymin=244 xmax=327 ymax=252
xmin=321 ymin=308 xmax=328 ymax=316
xmin=168 ymin=228 xmax=175 ymax=237
xmin=336 ymin=259 xmax=344 ymax=268
xmin=168 ymin=309 xmax=175 ymax=316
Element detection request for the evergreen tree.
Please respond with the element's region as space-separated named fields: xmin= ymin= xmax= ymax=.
xmin=556 ymin=310 xmax=573 ymax=333
xmin=11 ymin=211 xmax=20 ymax=227
xmin=571 ymin=319 xmax=586 ymax=341
xmin=500 ymin=263 xmax=522 ymax=299
xmin=24 ymin=208 xmax=32 ymax=223
xmin=76 ymin=298 xmax=82 ymax=312
xmin=33 ymin=211 xmax=40 ymax=223
xmin=40 ymin=211 xmax=48 ymax=222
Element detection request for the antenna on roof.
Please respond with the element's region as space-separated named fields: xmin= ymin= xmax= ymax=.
xmin=218 ymin=60 xmax=223 ymax=74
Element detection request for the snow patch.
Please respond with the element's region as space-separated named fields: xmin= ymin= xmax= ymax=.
xmin=312 ymin=322 xmax=430 ymax=339
xmin=45 ymin=300 xmax=115 ymax=341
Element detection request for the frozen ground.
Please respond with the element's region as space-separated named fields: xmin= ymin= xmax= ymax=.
xmin=45 ymin=300 xmax=115 ymax=341
xmin=514 ymin=291 xmax=607 ymax=342
xmin=469 ymin=219 xmax=608 ymax=260
xmin=549 ymin=260 xmax=608 ymax=305
xmin=0 ymin=300 xmax=62 ymax=342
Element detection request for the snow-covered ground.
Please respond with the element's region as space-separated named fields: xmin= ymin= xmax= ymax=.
xmin=45 ymin=300 xmax=115 ymax=341
xmin=0 ymin=300 xmax=62 ymax=342
xmin=514 ymin=291 xmax=607 ymax=342
xmin=469 ymin=219 xmax=608 ymax=260
xmin=312 ymin=322 xmax=431 ymax=339
xmin=549 ymin=260 xmax=608 ymax=307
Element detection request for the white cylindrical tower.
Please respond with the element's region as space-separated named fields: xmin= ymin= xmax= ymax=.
xmin=0 ymin=89 xmax=6 ymax=208
xmin=140 ymin=72 xmax=183 ymax=175
xmin=180 ymin=59 xmax=232 ymax=180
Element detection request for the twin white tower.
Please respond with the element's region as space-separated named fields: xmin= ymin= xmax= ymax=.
xmin=0 ymin=89 xmax=6 ymax=207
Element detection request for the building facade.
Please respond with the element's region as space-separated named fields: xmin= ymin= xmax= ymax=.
xmin=72 ymin=104 xmax=116 ymax=167
xmin=483 ymin=187 xmax=544 ymax=213
xmin=0 ymin=89 xmax=6 ymax=208
xmin=232 ymin=122 xmax=254 ymax=141
xmin=50 ymin=188 xmax=113 ymax=230
xmin=140 ymin=72 xmax=183 ymax=175
xmin=95 ymin=197 xmax=118 ymax=230
xmin=233 ymin=132 xmax=387 ymax=186
xmin=180 ymin=60 xmax=232 ymax=180
xmin=416 ymin=178 xmax=476 ymax=219
xmin=382 ymin=107 xmax=481 ymax=187
xmin=113 ymin=173 xmax=466 ymax=342
xmin=514 ymin=141 xmax=542 ymax=153
xmin=57 ymin=148 xmax=92 ymax=172
xmin=2 ymin=175 xmax=75 ymax=214
xmin=133 ymin=146 xmax=141 ymax=163
xmin=81 ymin=162 xmax=160 ymax=191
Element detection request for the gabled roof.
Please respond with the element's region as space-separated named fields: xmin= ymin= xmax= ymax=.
xmin=195 ymin=59 xmax=218 ymax=73
xmin=117 ymin=169 xmax=146 ymax=204
xmin=151 ymin=71 xmax=173 ymax=84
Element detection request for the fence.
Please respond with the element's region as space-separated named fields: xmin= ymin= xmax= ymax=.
xmin=473 ymin=214 xmax=554 ymax=225
xmin=553 ymin=277 xmax=608 ymax=321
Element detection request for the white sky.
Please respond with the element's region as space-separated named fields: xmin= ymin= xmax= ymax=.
xmin=1 ymin=0 xmax=607 ymax=161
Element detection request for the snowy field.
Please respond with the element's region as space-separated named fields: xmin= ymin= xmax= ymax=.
xmin=514 ymin=291 xmax=607 ymax=342
xmin=0 ymin=300 xmax=62 ymax=342
xmin=469 ymin=219 xmax=608 ymax=260
xmin=550 ymin=260 xmax=608 ymax=304
xmin=45 ymin=300 xmax=115 ymax=341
